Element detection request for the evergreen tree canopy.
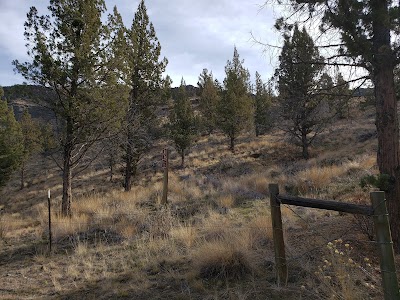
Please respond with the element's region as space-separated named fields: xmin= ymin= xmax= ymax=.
xmin=276 ymin=25 xmax=327 ymax=159
xmin=19 ymin=109 xmax=42 ymax=189
xmin=333 ymin=72 xmax=352 ymax=118
xmin=198 ymin=69 xmax=220 ymax=134
xmin=0 ymin=87 xmax=23 ymax=188
xmin=254 ymin=71 xmax=272 ymax=136
xmin=271 ymin=0 xmax=400 ymax=252
xmin=218 ymin=47 xmax=253 ymax=151
xmin=169 ymin=79 xmax=196 ymax=167
xmin=122 ymin=0 xmax=168 ymax=191
xmin=13 ymin=0 xmax=123 ymax=216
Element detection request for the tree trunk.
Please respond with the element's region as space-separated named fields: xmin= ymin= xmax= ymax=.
xmin=372 ymin=0 xmax=400 ymax=252
xmin=374 ymin=67 xmax=400 ymax=252
xmin=109 ymin=156 xmax=113 ymax=182
xmin=181 ymin=151 xmax=185 ymax=168
xmin=301 ymin=128 xmax=309 ymax=160
xmin=61 ymin=134 xmax=73 ymax=216
xmin=124 ymin=142 xmax=133 ymax=191
xmin=20 ymin=163 xmax=25 ymax=190
xmin=61 ymin=160 xmax=72 ymax=217
xmin=229 ymin=135 xmax=235 ymax=152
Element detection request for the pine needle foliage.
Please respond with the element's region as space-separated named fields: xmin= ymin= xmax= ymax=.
xmin=122 ymin=0 xmax=168 ymax=191
xmin=218 ymin=47 xmax=253 ymax=152
xmin=169 ymin=79 xmax=196 ymax=167
xmin=198 ymin=69 xmax=220 ymax=135
xmin=13 ymin=0 xmax=123 ymax=216
xmin=275 ymin=25 xmax=327 ymax=159
xmin=0 ymin=87 xmax=23 ymax=188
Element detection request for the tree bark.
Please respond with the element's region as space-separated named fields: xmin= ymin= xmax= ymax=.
xmin=124 ymin=141 xmax=133 ymax=191
xmin=301 ymin=128 xmax=309 ymax=160
xmin=61 ymin=127 xmax=73 ymax=217
xmin=20 ymin=163 xmax=25 ymax=190
xmin=372 ymin=0 xmax=400 ymax=252
xmin=181 ymin=151 xmax=185 ymax=168
xmin=109 ymin=157 xmax=114 ymax=182
xmin=229 ymin=135 xmax=235 ymax=152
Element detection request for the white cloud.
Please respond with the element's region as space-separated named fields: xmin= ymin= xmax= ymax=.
xmin=0 ymin=0 xmax=280 ymax=87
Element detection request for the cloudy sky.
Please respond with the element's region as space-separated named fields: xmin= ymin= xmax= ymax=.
xmin=0 ymin=0 xmax=282 ymax=87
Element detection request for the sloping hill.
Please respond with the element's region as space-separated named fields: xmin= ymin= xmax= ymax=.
xmin=3 ymin=84 xmax=56 ymax=122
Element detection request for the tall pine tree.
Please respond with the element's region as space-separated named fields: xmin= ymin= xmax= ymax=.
xmin=276 ymin=25 xmax=327 ymax=159
xmin=122 ymin=0 xmax=167 ymax=191
xmin=198 ymin=69 xmax=219 ymax=134
xmin=13 ymin=0 xmax=122 ymax=216
xmin=254 ymin=71 xmax=272 ymax=136
xmin=218 ymin=47 xmax=253 ymax=151
xmin=19 ymin=109 xmax=42 ymax=189
xmin=272 ymin=0 xmax=400 ymax=252
xmin=169 ymin=79 xmax=196 ymax=168
xmin=333 ymin=72 xmax=352 ymax=119
xmin=0 ymin=87 xmax=23 ymax=188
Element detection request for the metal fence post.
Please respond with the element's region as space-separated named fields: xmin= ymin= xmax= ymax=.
xmin=161 ymin=148 xmax=169 ymax=205
xmin=48 ymin=189 xmax=52 ymax=254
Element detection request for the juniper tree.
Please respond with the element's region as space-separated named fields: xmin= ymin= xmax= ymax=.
xmin=19 ymin=109 xmax=42 ymax=189
xmin=13 ymin=0 xmax=122 ymax=216
xmin=254 ymin=71 xmax=272 ymax=136
xmin=276 ymin=25 xmax=328 ymax=159
xmin=218 ymin=47 xmax=253 ymax=151
xmin=198 ymin=69 xmax=220 ymax=134
xmin=0 ymin=88 xmax=23 ymax=188
xmin=169 ymin=79 xmax=196 ymax=167
xmin=270 ymin=0 xmax=400 ymax=251
xmin=122 ymin=0 xmax=167 ymax=191
xmin=333 ymin=73 xmax=352 ymax=119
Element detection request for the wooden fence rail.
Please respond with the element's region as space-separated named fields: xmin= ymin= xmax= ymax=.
xmin=269 ymin=183 xmax=400 ymax=300
xmin=277 ymin=194 xmax=373 ymax=216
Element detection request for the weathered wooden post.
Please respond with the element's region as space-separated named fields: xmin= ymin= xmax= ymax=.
xmin=47 ymin=189 xmax=52 ymax=254
xmin=269 ymin=183 xmax=288 ymax=286
xmin=161 ymin=148 xmax=169 ymax=205
xmin=371 ymin=191 xmax=400 ymax=300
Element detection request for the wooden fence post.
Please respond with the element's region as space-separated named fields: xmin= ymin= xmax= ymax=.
xmin=371 ymin=191 xmax=400 ymax=300
xmin=269 ymin=183 xmax=288 ymax=286
xmin=48 ymin=189 xmax=52 ymax=254
xmin=161 ymin=148 xmax=169 ymax=205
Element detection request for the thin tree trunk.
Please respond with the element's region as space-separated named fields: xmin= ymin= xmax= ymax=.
xmin=109 ymin=156 xmax=113 ymax=182
xmin=372 ymin=0 xmax=400 ymax=252
xmin=301 ymin=129 xmax=309 ymax=160
xmin=61 ymin=161 xmax=72 ymax=217
xmin=20 ymin=163 xmax=25 ymax=190
xmin=229 ymin=135 xmax=235 ymax=152
xmin=124 ymin=141 xmax=132 ymax=191
xmin=61 ymin=115 xmax=73 ymax=217
xmin=61 ymin=146 xmax=73 ymax=217
xmin=181 ymin=151 xmax=185 ymax=168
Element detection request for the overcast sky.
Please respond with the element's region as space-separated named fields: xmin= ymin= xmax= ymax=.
xmin=0 ymin=0 xmax=282 ymax=87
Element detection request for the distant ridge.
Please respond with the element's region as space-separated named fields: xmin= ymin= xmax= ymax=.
xmin=3 ymin=84 xmax=56 ymax=122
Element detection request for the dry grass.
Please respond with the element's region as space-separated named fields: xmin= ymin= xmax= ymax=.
xmin=169 ymin=223 xmax=198 ymax=248
xmin=192 ymin=238 xmax=256 ymax=281
xmin=217 ymin=194 xmax=235 ymax=208
xmin=0 ymin=105 xmax=387 ymax=299
xmin=0 ymin=213 xmax=37 ymax=239
xmin=296 ymin=165 xmax=346 ymax=193
xmin=248 ymin=214 xmax=273 ymax=246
